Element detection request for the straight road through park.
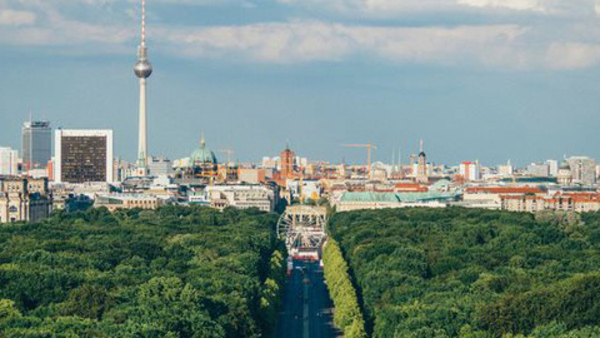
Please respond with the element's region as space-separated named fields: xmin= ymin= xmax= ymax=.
xmin=274 ymin=260 xmax=340 ymax=338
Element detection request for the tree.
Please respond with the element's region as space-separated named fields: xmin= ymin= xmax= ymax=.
xmin=60 ymin=284 xmax=112 ymax=319
xmin=0 ymin=206 xmax=283 ymax=337
xmin=328 ymin=208 xmax=600 ymax=338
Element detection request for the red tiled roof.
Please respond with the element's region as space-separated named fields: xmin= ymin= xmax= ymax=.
xmin=502 ymin=195 xmax=600 ymax=204
xmin=467 ymin=187 xmax=543 ymax=194
xmin=561 ymin=192 xmax=600 ymax=199
xmin=395 ymin=183 xmax=423 ymax=188
xmin=501 ymin=195 xmax=544 ymax=200
xmin=395 ymin=183 xmax=429 ymax=192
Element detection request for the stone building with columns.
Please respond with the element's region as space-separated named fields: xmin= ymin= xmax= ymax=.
xmin=0 ymin=177 xmax=52 ymax=223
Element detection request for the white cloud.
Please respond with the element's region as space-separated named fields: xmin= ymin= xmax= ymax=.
xmin=273 ymin=0 xmax=587 ymax=15
xmin=156 ymin=21 xmax=530 ymax=68
xmin=545 ymin=42 xmax=600 ymax=69
xmin=155 ymin=20 xmax=600 ymax=70
xmin=456 ymin=0 xmax=548 ymax=12
xmin=0 ymin=0 xmax=599 ymax=70
xmin=159 ymin=21 xmax=351 ymax=61
xmin=0 ymin=7 xmax=132 ymax=46
xmin=2 ymin=13 xmax=599 ymax=70
xmin=273 ymin=0 xmax=455 ymax=15
xmin=0 ymin=8 xmax=35 ymax=26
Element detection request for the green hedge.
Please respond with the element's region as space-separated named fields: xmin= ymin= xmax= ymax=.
xmin=259 ymin=248 xmax=287 ymax=333
xmin=322 ymin=239 xmax=367 ymax=338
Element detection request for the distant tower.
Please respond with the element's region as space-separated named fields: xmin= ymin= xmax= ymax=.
xmin=134 ymin=0 xmax=153 ymax=173
xmin=416 ymin=139 xmax=428 ymax=184
xmin=280 ymin=144 xmax=296 ymax=179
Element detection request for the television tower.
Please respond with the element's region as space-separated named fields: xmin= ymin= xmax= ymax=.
xmin=133 ymin=0 xmax=153 ymax=172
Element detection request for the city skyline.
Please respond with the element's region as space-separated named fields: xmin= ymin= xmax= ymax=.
xmin=3 ymin=3 xmax=600 ymax=337
xmin=1 ymin=1 xmax=600 ymax=165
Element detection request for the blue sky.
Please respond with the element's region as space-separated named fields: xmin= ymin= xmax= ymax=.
xmin=0 ymin=0 xmax=599 ymax=166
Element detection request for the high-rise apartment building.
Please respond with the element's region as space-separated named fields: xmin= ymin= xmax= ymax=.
xmin=460 ymin=161 xmax=481 ymax=181
xmin=55 ymin=130 xmax=114 ymax=183
xmin=21 ymin=121 xmax=51 ymax=170
xmin=566 ymin=156 xmax=596 ymax=186
xmin=546 ymin=160 xmax=559 ymax=177
xmin=0 ymin=148 xmax=19 ymax=176
xmin=527 ymin=163 xmax=550 ymax=177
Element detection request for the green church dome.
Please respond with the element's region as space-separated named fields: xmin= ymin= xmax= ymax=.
xmin=190 ymin=138 xmax=218 ymax=166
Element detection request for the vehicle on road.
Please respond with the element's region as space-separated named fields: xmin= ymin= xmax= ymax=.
xmin=287 ymin=257 xmax=293 ymax=277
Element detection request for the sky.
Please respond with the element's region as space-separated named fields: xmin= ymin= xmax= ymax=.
xmin=0 ymin=0 xmax=600 ymax=167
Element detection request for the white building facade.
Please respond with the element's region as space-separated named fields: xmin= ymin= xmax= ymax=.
xmin=460 ymin=161 xmax=481 ymax=181
xmin=566 ymin=156 xmax=596 ymax=186
xmin=0 ymin=147 xmax=19 ymax=176
xmin=205 ymin=184 xmax=276 ymax=212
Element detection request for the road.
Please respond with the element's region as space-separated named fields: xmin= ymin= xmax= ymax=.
xmin=274 ymin=259 xmax=340 ymax=338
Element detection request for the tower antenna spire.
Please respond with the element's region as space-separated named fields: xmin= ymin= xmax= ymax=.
xmin=141 ymin=0 xmax=146 ymax=47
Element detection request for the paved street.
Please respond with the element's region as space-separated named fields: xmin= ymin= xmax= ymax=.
xmin=274 ymin=260 xmax=340 ymax=338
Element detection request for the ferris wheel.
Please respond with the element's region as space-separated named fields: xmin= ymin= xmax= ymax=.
xmin=277 ymin=205 xmax=328 ymax=254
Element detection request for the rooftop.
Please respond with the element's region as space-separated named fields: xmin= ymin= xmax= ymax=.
xmin=466 ymin=187 xmax=544 ymax=194
xmin=341 ymin=190 xmax=460 ymax=203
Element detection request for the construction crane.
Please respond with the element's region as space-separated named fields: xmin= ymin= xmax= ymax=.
xmin=343 ymin=143 xmax=377 ymax=180
xmin=218 ymin=149 xmax=235 ymax=166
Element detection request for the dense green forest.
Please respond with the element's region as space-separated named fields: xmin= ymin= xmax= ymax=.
xmin=329 ymin=208 xmax=600 ymax=338
xmin=0 ymin=206 xmax=285 ymax=338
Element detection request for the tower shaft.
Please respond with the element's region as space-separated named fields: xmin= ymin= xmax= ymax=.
xmin=137 ymin=78 xmax=147 ymax=168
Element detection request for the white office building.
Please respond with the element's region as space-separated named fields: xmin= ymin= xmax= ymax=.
xmin=527 ymin=163 xmax=550 ymax=177
xmin=460 ymin=161 xmax=481 ymax=181
xmin=566 ymin=156 xmax=596 ymax=186
xmin=546 ymin=160 xmax=559 ymax=177
xmin=0 ymin=148 xmax=19 ymax=176
xmin=205 ymin=184 xmax=277 ymax=212
xmin=148 ymin=156 xmax=173 ymax=177
xmin=497 ymin=161 xmax=514 ymax=176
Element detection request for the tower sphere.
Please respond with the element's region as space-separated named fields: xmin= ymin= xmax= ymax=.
xmin=134 ymin=59 xmax=153 ymax=79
